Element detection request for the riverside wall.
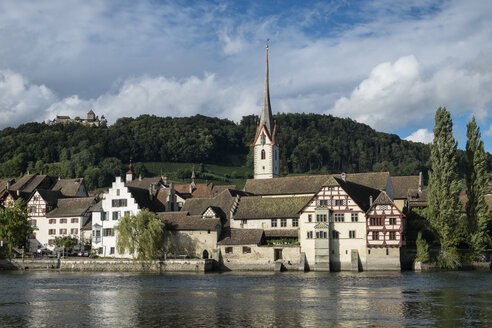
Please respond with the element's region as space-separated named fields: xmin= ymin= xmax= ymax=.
xmin=0 ymin=258 xmax=215 ymax=273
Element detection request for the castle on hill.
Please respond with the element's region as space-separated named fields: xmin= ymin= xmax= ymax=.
xmin=51 ymin=109 xmax=105 ymax=126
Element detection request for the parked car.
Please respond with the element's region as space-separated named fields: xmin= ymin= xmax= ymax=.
xmin=77 ymin=250 xmax=90 ymax=257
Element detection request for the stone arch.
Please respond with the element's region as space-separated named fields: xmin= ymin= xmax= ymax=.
xmin=202 ymin=249 xmax=209 ymax=259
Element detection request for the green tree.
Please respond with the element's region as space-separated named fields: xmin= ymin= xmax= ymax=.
xmin=426 ymin=107 xmax=462 ymax=268
xmin=415 ymin=232 xmax=430 ymax=263
xmin=0 ymin=199 xmax=32 ymax=258
xmin=465 ymin=116 xmax=490 ymax=258
xmin=115 ymin=209 xmax=167 ymax=263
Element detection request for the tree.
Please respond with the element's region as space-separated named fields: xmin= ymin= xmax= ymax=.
xmin=54 ymin=236 xmax=78 ymax=251
xmin=115 ymin=209 xmax=167 ymax=263
xmin=465 ymin=116 xmax=490 ymax=258
xmin=426 ymin=107 xmax=462 ymax=268
xmin=0 ymin=199 xmax=32 ymax=258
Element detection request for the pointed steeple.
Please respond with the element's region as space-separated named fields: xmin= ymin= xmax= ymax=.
xmin=259 ymin=42 xmax=273 ymax=137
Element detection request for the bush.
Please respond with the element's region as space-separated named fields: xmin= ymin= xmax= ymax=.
xmin=437 ymin=248 xmax=461 ymax=269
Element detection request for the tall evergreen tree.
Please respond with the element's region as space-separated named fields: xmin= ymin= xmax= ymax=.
xmin=427 ymin=107 xmax=462 ymax=257
xmin=465 ymin=116 xmax=490 ymax=258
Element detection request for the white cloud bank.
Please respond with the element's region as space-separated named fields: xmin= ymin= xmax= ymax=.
xmin=404 ymin=128 xmax=433 ymax=144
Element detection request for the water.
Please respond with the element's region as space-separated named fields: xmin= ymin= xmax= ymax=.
xmin=0 ymin=271 xmax=491 ymax=327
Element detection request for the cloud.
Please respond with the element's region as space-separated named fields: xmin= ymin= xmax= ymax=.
xmin=0 ymin=70 xmax=57 ymax=127
xmin=404 ymin=128 xmax=433 ymax=144
xmin=327 ymin=55 xmax=492 ymax=132
xmin=485 ymin=124 xmax=492 ymax=137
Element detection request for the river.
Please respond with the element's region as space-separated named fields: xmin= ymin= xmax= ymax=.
xmin=0 ymin=271 xmax=491 ymax=327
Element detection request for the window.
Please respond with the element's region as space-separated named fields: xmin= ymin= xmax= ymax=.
xmin=307 ymin=231 xmax=313 ymax=239
xmin=316 ymin=214 xmax=327 ymax=222
xmin=112 ymin=199 xmax=127 ymax=207
xmin=110 ymin=247 xmax=115 ymax=255
xmin=334 ymin=213 xmax=344 ymax=222
xmin=379 ymin=205 xmax=388 ymax=210
xmin=33 ymin=232 xmax=36 ymax=238
xmin=370 ymin=217 xmax=383 ymax=226
xmin=386 ymin=248 xmax=389 ymax=255
xmin=71 ymin=218 xmax=79 ymax=223
xmin=332 ymin=230 xmax=339 ymax=239
xmin=271 ymin=219 xmax=277 ymax=227
xmin=98 ymin=247 xmax=103 ymax=255
xmin=49 ymin=219 xmax=56 ymax=224
xmin=308 ymin=214 xmax=312 ymax=222
xmin=116 ymin=189 xmax=120 ymax=196
xmin=261 ymin=149 xmax=266 ymax=160
xmin=316 ymin=231 xmax=327 ymax=239
xmin=60 ymin=218 xmax=67 ymax=224
xmin=292 ymin=218 xmax=299 ymax=227
xmin=351 ymin=213 xmax=358 ymax=222
xmin=112 ymin=211 xmax=120 ymax=220
xmin=389 ymin=218 xmax=397 ymax=225
xmin=349 ymin=230 xmax=356 ymax=238
xmin=103 ymin=228 xmax=114 ymax=237
xmin=225 ymin=247 xmax=233 ymax=254
xmin=335 ymin=199 xmax=347 ymax=206
xmin=241 ymin=219 xmax=247 ymax=225
xmin=59 ymin=228 xmax=67 ymax=235
xmin=243 ymin=247 xmax=251 ymax=254
xmin=372 ymin=231 xmax=379 ymax=240
xmin=29 ymin=206 xmax=35 ymax=214
xmin=31 ymin=219 xmax=37 ymax=227
xmin=48 ymin=239 xmax=55 ymax=246
xmin=124 ymin=211 xmax=131 ymax=217
xmin=48 ymin=229 xmax=56 ymax=235
xmin=280 ymin=219 xmax=287 ymax=227
xmin=95 ymin=230 xmax=101 ymax=237
xmin=70 ymin=228 xmax=78 ymax=235
xmin=389 ymin=231 xmax=396 ymax=240
xmin=34 ymin=196 xmax=39 ymax=201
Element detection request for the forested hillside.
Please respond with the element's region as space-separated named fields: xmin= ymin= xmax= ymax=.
xmin=0 ymin=113 xmax=490 ymax=189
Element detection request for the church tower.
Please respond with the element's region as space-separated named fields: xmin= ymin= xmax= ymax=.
xmin=252 ymin=42 xmax=279 ymax=179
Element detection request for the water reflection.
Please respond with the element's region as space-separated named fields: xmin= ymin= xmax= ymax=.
xmin=1 ymin=271 xmax=492 ymax=327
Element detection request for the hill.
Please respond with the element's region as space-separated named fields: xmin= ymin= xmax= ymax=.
xmin=0 ymin=113 xmax=490 ymax=190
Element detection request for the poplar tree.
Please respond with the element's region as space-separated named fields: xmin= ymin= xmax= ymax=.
xmin=427 ymin=107 xmax=462 ymax=264
xmin=465 ymin=116 xmax=490 ymax=258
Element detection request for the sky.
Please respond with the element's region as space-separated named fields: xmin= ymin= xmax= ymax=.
xmin=1 ymin=0 xmax=491 ymax=152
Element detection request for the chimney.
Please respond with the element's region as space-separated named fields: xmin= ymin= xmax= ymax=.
xmin=149 ymin=183 xmax=156 ymax=200
xmin=162 ymin=175 xmax=169 ymax=186
xmin=16 ymin=190 xmax=20 ymax=197
xmin=369 ymin=195 xmax=373 ymax=207
xmin=139 ymin=174 xmax=142 ymax=181
xmin=6 ymin=181 xmax=11 ymax=189
xmin=418 ymin=172 xmax=423 ymax=192
xmin=341 ymin=172 xmax=346 ymax=182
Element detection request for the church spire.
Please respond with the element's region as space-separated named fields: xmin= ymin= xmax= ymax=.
xmin=259 ymin=41 xmax=273 ymax=137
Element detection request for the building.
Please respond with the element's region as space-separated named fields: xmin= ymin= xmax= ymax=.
xmin=91 ymin=170 xmax=179 ymax=257
xmin=391 ymin=173 xmax=423 ymax=211
xmin=39 ymin=197 xmax=95 ymax=249
xmin=53 ymin=109 xmax=105 ymax=126
xmin=252 ymin=43 xmax=279 ymax=179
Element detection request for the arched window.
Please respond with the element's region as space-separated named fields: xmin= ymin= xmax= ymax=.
xmin=261 ymin=149 xmax=266 ymax=160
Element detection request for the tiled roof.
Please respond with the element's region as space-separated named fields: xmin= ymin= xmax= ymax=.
xmin=458 ymin=194 xmax=492 ymax=213
xmin=126 ymin=177 xmax=162 ymax=190
xmin=244 ymin=172 xmax=390 ymax=195
xmin=264 ymin=229 xmax=299 ymax=238
xmin=51 ymin=178 xmax=86 ymax=197
xmin=81 ymin=218 xmax=92 ymax=231
xmin=391 ymin=176 xmax=420 ymax=199
xmin=233 ymin=196 xmax=312 ymax=219
xmin=46 ymin=197 xmax=95 ymax=217
xmin=9 ymin=174 xmax=36 ymax=191
xmin=88 ymin=200 xmax=103 ymax=212
xmin=408 ymin=189 xmax=428 ymax=207
xmin=333 ymin=178 xmax=381 ymax=212
xmin=128 ymin=187 xmax=167 ymax=212
xmin=157 ymin=212 xmax=220 ymax=230
xmin=181 ymin=189 xmax=238 ymax=221
xmin=36 ymin=189 xmax=63 ymax=205
xmin=218 ymin=228 xmax=265 ymax=245
xmin=21 ymin=175 xmax=54 ymax=193
xmin=0 ymin=179 xmax=14 ymax=192
xmin=174 ymin=183 xmax=237 ymax=199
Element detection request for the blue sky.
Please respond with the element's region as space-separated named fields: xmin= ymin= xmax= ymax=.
xmin=0 ymin=0 xmax=491 ymax=152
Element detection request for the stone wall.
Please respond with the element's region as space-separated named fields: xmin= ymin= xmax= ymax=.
xmin=365 ymin=247 xmax=401 ymax=271
xmin=218 ymin=245 xmax=303 ymax=271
